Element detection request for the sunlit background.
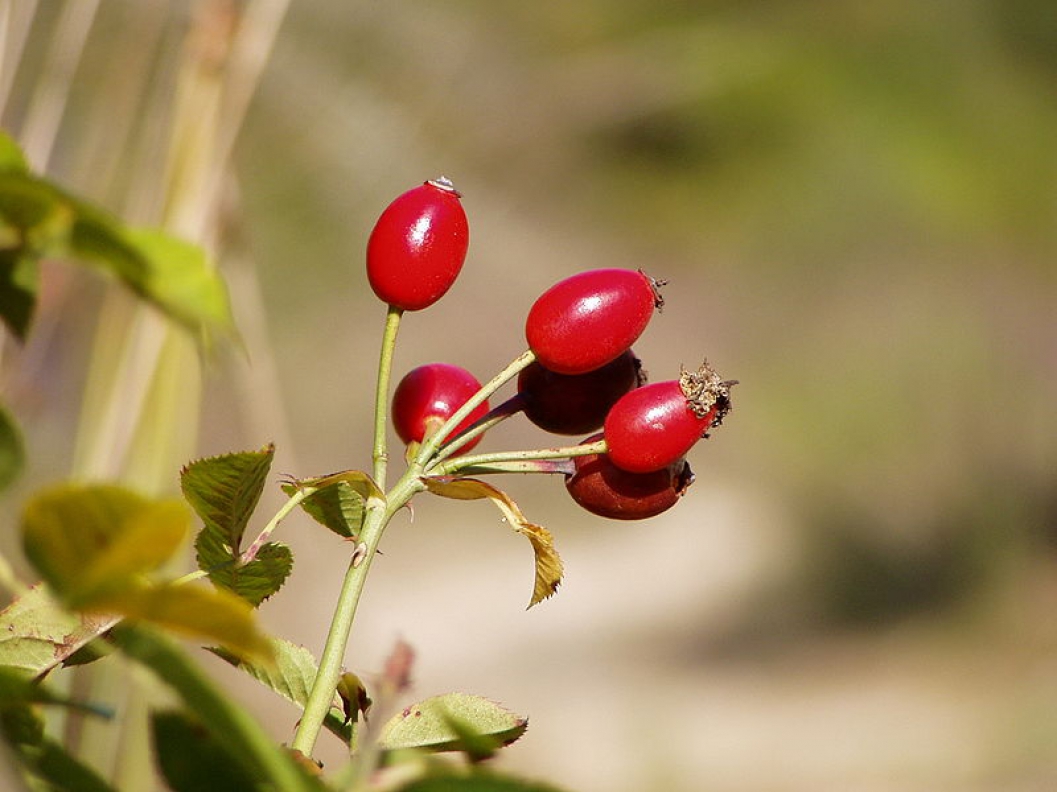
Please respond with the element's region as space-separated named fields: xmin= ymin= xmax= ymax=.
xmin=3 ymin=1 xmax=1057 ymax=790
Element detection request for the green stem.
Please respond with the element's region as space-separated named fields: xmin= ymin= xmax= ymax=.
xmin=372 ymin=306 xmax=403 ymax=490
xmin=289 ymin=472 xmax=423 ymax=757
xmin=240 ymin=486 xmax=313 ymax=564
xmin=431 ymin=394 xmax=525 ymax=465
xmin=428 ymin=438 xmax=607 ymax=477
xmin=414 ymin=349 xmax=536 ymax=467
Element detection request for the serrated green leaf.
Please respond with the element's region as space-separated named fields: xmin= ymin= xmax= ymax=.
xmin=182 ymin=445 xmax=275 ymax=559
xmin=201 ymin=541 xmax=293 ymax=607
xmin=0 ymin=584 xmax=118 ymax=675
xmin=0 ymin=249 xmax=38 ymax=341
xmin=0 ymin=402 xmax=25 ymax=490
xmin=423 ymin=477 xmax=563 ymax=607
xmin=110 ymin=625 xmax=319 ymax=792
xmin=21 ymin=484 xmax=190 ymax=607
xmin=152 ymin=710 xmax=261 ymax=792
xmin=378 ymin=693 xmax=528 ymax=756
xmin=0 ymin=131 xmax=28 ymax=174
xmin=94 ymin=583 xmax=272 ymax=663
xmin=208 ymin=637 xmax=353 ymax=744
xmin=281 ymin=480 xmax=365 ymax=539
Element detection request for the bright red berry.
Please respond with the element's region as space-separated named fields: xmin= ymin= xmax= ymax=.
xmin=366 ymin=177 xmax=469 ymax=311
xmin=392 ymin=363 xmax=490 ymax=453
xmin=565 ymin=434 xmax=694 ymax=520
xmin=517 ymin=350 xmax=646 ymax=436
xmin=525 ymin=269 xmax=661 ymax=375
xmin=603 ymin=362 xmax=734 ymax=474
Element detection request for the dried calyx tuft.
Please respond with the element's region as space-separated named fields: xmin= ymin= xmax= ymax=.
xmin=679 ymin=361 xmax=737 ymax=426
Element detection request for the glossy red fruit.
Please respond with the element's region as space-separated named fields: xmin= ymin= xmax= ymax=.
xmin=566 ymin=434 xmax=693 ymax=520
xmin=525 ymin=269 xmax=661 ymax=375
xmin=518 ymin=350 xmax=645 ymax=435
xmin=604 ymin=362 xmax=734 ymax=474
xmin=366 ymin=177 xmax=469 ymax=311
xmin=392 ymin=363 xmax=489 ymax=453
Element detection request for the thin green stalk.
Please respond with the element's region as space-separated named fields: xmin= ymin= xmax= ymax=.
xmin=429 ymin=438 xmax=607 ymax=477
xmin=414 ymin=349 xmax=536 ymax=467
xmin=431 ymin=394 xmax=525 ymax=465
xmin=290 ymin=474 xmax=422 ymax=757
xmin=372 ymin=307 xmax=403 ymax=489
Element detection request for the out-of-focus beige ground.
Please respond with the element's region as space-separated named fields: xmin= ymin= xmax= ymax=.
xmin=4 ymin=2 xmax=1057 ymax=790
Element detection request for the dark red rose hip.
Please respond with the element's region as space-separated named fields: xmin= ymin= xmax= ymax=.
xmin=525 ymin=269 xmax=661 ymax=375
xmin=565 ymin=434 xmax=694 ymax=520
xmin=604 ymin=362 xmax=734 ymax=474
xmin=392 ymin=363 xmax=490 ymax=453
xmin=517 ymin=350 xmax=645 ymax=436
xmin=367 ymin=177 xmax=469 ymax=311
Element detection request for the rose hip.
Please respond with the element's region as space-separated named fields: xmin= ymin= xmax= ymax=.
xmin=565 ymin=434 xmax=694 ymax=520
xmin=603 ymin=362 xmax=734 ymax=474
xmin=392 ymin=363 xmax=489 ymax=453
xmin=525 ymin=269 xmax=661 ymax=375
xmin=517 ymin=350 xmax=645 ymax=436
xmin=366 ymin=177 xmax=469 ymax=311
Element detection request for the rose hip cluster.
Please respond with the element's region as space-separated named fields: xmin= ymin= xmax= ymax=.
xmin=367 ymin=177 xmax=735 ymax=520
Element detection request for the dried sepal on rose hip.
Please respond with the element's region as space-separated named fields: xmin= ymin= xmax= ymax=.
xmin=517 ymin=349 xmax=646 ymax=436
xmin=565 ymin=433 xmax=694 ymax=520
xmin=525 ymin=269 xmax=663 ymax=375
xmin=391 ymin=363 xmax=490 ymax=454
xmin=603 ymin=361 xmax=735 ymax=474
xmin=366 ymin=177 xmax=469 ymax=311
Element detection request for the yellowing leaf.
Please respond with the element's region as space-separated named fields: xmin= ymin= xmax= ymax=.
xmin=21 ymin=484 xmax=189 ymax=607
xmin=423 ymin=477 xmax=563 ymax=607
xmin=92 ymin=583 xmax=272 ymax=663
xmin=289 ymin=469 xmax=384 ymax=505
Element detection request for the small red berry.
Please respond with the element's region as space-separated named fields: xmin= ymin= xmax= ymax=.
xmin=392 ymin=363 xmax=489 ymax=453
xmin=366 ymin=177 xmax=469 ymax=311
xmin=525 ymin=269 xmax=661 ymax=375
xmin=517 ymin=350 xmax=646 ymax=436
xmin=604 ymin=362 xmax=734 ymax=474
xmin=565 ymin=434 xmax=694 ymax=520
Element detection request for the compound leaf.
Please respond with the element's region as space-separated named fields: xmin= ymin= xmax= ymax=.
xmin=200 ymin=541 xmax=293 ymax=607
xmin=183 ymin=444 xmax=275 ymax=562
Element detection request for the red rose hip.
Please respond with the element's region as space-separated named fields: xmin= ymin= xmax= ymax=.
xmin=525 ymin=269 xmax=661 ymax=375
xmin=517 ymin=350 xmax=645 ymax=435
xmin=392 ymin=363 xmax=490 ymax=453
xmin=604 ymin=362 xmax=734 ymax=474
xmin=566 ymin=434 xmax=694 ymax=520
xmin=367 ymin=177 xmax=469 ymax=311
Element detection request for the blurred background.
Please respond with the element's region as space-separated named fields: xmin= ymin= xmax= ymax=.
xmin=3 ymin=1 xmax=1057 ymax=790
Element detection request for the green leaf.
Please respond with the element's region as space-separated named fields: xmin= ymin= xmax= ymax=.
xmin=395 ymin=770 xmax=568 ymax=792
xmin=8 ymin=731 xmax=118 ymax=792
xmin=378 ymin=693 xmax=528 ymax=757
xmin=208 ymin=637 xmax=353 ymax=744
xmin=110 ymin=625 xmax=320 ymax=792
xmin=289 ymin=469 xmax=384 ymax=504
xmin=0 ymin=131 xmax=28 ymax=174
xmin=281 ymin=480 xmax=365 ymax=539
xmin=199 ymin=541 xmax=293 ymax=607
xmin=93 ymin=582 xmax=272 ymax=663
xmin=423 ymin=477 xmax=563 ymax=607
xmin=0 ymin=249 xmax=38 ymax=341
xmin=0 ymin=584 xmax=118 ymax=676
xmin=122 ymin=227 xmax=234 ymax=342
xmin=152 ymin=710 xmax=262 ymax=792
xmin=21 ymin=484 xmax=190 ymax=607
xmin=182 ymin=445 xmax=275 ymax=560
xmin=0 ymin=402 xmax=25 ymax=490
